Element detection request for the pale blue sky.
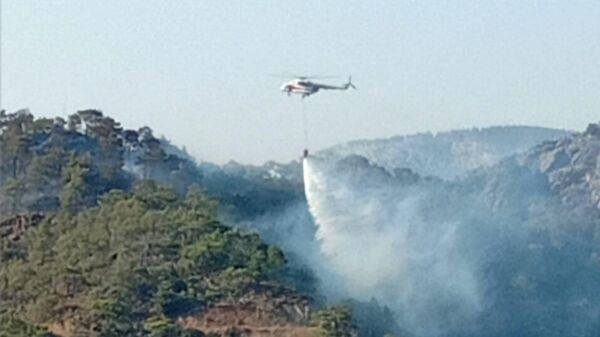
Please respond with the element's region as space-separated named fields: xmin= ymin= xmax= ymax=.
xmin=2 ymin=1 xmax=600 ymax=164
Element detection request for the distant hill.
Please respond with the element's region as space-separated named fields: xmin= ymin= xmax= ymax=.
xmin=211 ymin=126 xmax=571 ymax=219
xmin=318 ymin=126 xmax=570 ymax=179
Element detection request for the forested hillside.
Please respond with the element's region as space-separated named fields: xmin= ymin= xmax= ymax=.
xmin=0 ymin=110 xmax=365 ymax=337
xmin=0 ymin=109 xmax=202 ymax=215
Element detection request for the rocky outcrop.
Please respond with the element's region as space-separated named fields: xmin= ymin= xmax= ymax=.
xmin=524 ymin=122 xmax=600 ymax=212
xmin=179 ymin=284 xmax=313 ymax=337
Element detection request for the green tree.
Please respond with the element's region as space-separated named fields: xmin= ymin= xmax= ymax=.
xmin=85 ymin=113 xmax=124 ymax=182
xmin=139 ymin=137 xmax=166 ymax=180
xmin=0 ymin=110 xmax=34 ymax=179
xmin=59 ymin=154 xmax=94 ymax=211
xmin=312 ymin=306 xmax=358 ymax=337
xmin=0 ymin=317 xmax=55 ymax=337
xmin=27 ymin=146 xmax=67 ymax=191
xmin=2 ymin=179 xmax=26 ymax=213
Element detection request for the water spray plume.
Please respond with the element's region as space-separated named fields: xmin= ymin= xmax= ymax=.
xmin=302 ymin=155 xmax=482 ymax=336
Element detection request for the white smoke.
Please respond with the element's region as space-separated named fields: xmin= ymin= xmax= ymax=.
xmin=300 ymin=148 xmax=600 ymax=337
xmin=303 ymin=156 xmax=483 ymax=336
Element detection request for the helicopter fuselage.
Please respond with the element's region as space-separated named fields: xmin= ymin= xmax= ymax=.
xmin=280 ymin=80 xmax=320 ymax=97
xmin=280 ymin=77 xmax=355 ymax=98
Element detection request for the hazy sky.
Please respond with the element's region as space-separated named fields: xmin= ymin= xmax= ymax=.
xmin=2 ymin=1 xmax=600 ymax=164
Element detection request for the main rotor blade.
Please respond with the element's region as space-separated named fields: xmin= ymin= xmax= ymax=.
xmin=267 ymin=73 xmax=342 ymax=80
xmin=293 ymin=74 xmax=342 ymax=80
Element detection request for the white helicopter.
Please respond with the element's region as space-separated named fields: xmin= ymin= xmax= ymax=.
xmin=280 ymin=75 xmax=356 ymax=98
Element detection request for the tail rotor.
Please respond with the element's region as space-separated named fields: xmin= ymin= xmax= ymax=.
xmin=346 ymin=76 xmax=357 ymax=90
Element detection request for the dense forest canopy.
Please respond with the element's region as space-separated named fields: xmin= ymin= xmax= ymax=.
xmin=0 ymin=109 xmax=203 ymax=215
xmin=1 ymin=181 xmax=292 ymax=336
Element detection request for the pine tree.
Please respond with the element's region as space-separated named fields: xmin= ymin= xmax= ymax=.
xmin=2 ymin=179 xmax=25 ymax=213
xmin=59 ymin=154 xmax=93 ymax=212
xmin=0 ymin=110 xmax=34 ymax=179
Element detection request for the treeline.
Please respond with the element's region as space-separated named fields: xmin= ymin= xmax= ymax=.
xmin=0 ymin=109 xmax=303 ymax=224
xmin=0 ymin=109 xmax=200 ymax=215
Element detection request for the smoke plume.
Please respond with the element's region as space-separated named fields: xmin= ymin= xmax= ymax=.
xmin=302 ymin=153 xmax=600 ymax=337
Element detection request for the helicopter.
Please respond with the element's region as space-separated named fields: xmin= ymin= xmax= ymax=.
xmin=280 ymin=75 xmax=356 ymax=98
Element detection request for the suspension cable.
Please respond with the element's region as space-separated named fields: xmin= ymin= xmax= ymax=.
xmin=302 ymin=99 xmax=308 ymax=149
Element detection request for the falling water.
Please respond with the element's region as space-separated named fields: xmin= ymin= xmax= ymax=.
xmin=302 ymin=155 xmax=483 ymax=336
